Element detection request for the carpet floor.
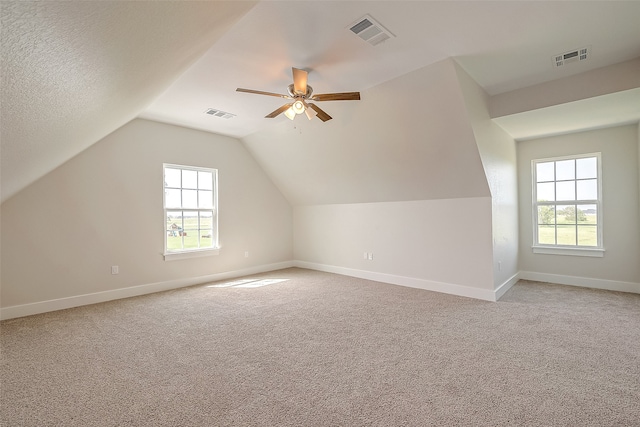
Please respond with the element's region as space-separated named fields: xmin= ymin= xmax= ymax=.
xmin=1 ymin=268 xmax=639 ymax=426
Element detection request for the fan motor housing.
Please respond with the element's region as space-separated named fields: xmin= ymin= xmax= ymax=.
xmin=288 ymin=83 xmax=313 ymax=98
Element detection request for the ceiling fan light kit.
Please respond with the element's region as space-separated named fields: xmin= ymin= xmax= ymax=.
xmin=283 ymin=107 xmax=296 ymax=121
xmin=303 ymin=101 xmax=317 ymax=120
xmin=237 ymin=67 xmax=360 ymax=122
xmin=292 ymin=100 xmax=305 ymax=114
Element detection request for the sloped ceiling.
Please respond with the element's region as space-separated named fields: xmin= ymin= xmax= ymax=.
xmin=0 ymin=1 xmax=257 ymax=203
xmin=2 ymin=1 xmax=640 ymax=205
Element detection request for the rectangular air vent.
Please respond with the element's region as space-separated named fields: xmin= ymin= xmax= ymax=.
xmin=204 ymin=108 xmax=235 ymax=119
xmin=553 ymin=46 xmax=590 ymax=67
xmin=348 ymin=14 xmax=395 ymax=46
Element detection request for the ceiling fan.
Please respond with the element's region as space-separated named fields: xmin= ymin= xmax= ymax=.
xmin=236 ymin=67 xmax=360 ymax=122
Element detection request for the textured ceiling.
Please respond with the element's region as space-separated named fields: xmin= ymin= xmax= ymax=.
xmin=1 ymin=1 xmax=256 ymax=203
xmin=2 ymin=1 xmax=640 ymax=204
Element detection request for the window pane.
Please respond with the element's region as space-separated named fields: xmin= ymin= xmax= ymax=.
xmin=577 ymin=225 xmax=597 ymax=246
xmin=538 ymin=225 xmax=555 ymax=245
xmin=182 ymin=211 xmax=198 ymax=230
xmin=556 ymin=181 xmax=575 ymax=201
xmin=579 ymin=205 xmax=597 ymax=224
xmin=182 ymin=170 xmax=198 ymax=189
xmin=199 ymin=211 xmax=213 ymax=229
xmin=167 ymin=236 xmax=183 ymax=251
xmin=198 ymin=190 xmax=213 ymax=208
xmin=165 ymin=168 xmax=181 ymax=188
xmin=556 ymin=160 xmax=575 ymax=181
xmin=165 ymin=189 xmax=181 ymax=208
xmin=167 ymin=211 xmax=182 ymax=231
xmin=181 ymin=212 xmax=198 ymax=249
xmin=183 ymin=235 xmax=198 ymax=249
xmin=198 ymin=171 xmax=213 ymax=190
xmin=576 ymin=157 xmax=597 ymax=179
xmin=557 ymin=205 xmax=576 ymax=224
xmin=166 ymin=211 xmax=183 ymax=250
xmin=537 ymin=182 xmax=555 ymax=202
xmin=557 ymin=225 xmax=576 ymax=245
xmin=536 ymin=162 xmax=555 ymax=182
xmin=200 ymin=211 xmax=213 ymax=249
xmin=200 ymin=235 xmax=213 ymax=248
xmin=183 ymin=190 xmax=198 ymax=208
xmin=577 ymin=179 xmax=597 ymax=200
xmin=537 ymin=206 xmax=555 ymax=225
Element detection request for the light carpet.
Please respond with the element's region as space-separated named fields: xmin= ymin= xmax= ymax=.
xmin=1 ymin=268 xmax=639 ymax=426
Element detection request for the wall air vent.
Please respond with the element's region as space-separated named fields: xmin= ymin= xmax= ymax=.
xmin=553 ymin=46 xmax=590 ymax=67
xmin=204 ymin=108 xmax=235 ymax=119
xmin=348 ymin=14 xmax=395 ymax=46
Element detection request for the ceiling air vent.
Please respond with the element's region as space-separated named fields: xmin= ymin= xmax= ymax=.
xmin=204 ymin=108 xmax=235 ymax=119
xmin=348 ymin=14 xmax=395 ymax=46
xmin=553 ymin=46 xmax=590 ymax=67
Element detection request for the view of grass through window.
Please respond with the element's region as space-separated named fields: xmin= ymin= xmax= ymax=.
xmin=534 ymin=155 xmax=600 ymax=248
xmin=166 ymin=212 xmax=213 ymax=250
xmin=164 ymin=165 xmax=217 ymax=252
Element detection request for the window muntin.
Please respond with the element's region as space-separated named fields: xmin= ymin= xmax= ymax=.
xmin=164 ymin=164 xmax=218 ymax=254
xmin=532 ymin=153 xmax=602 ymax=250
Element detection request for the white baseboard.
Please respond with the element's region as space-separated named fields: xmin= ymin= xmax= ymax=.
xmin=495 ymin=272 xmax=520 ymax=300
xmin=7 ymin=263 xmax=632 ymax=321
xmin=0 ymin=261 xmax=294 ymax=321
xmin=519 ymin=271 xmax=640 ymax=294
xmin=294 ymin=260 xmax=498 ymax=301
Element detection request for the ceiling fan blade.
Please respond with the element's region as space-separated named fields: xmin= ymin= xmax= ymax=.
xmin=292 ymin=68 xmax=308 ymax=95
xmin=308 ymin=103 xmax=332 ymax=122
xmin=311 ymin=92 xmax=361 ymax=101
xmin=236 ymin=88 xmax=291 ymax=99
xmin=265 ymin=103 xmax=293 ymax=118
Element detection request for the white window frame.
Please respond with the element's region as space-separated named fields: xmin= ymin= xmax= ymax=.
xmin=531 ymin=153 xmax=604 ymax=257
xmin=163 ymin=164 xmax=219 ymax=261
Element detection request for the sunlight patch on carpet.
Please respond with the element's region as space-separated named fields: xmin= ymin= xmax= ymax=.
xmin=207 ymin=279 xmax=289 ymax=288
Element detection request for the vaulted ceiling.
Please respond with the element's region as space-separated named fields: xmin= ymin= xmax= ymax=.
xmin=2 ymin=1 xmax=640 ymax=204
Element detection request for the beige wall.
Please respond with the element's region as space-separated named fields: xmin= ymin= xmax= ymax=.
xmin=454 ymin=62 xmax=519 ymax=291
xmin=517 ymin=124 xmax=640 ymax=285
xmin=1 ymin=119 xmax=293 ymax=309
xmin=293 ymin=198 xmax=495 ymax=299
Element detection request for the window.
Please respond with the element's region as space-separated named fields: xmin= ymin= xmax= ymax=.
xmin=163 ymin=164 xmax=218 ymax=260
xmin=532 ymin=153 xmax=603 ymax=257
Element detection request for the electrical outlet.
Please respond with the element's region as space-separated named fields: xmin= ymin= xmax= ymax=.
xmin=111 ymin=265 xmax=119 ymax=275
xmin=245 ymin=251 xmax=249 ymax=258
xmin=368 ymin=253 xmax=373 ymax=261
xmin=364 ymin=252 xmax=368 ymax=260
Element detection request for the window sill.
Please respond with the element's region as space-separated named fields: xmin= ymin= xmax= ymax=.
xmin=163 ymin=248 xmax=220 ymax=261
xmin=532 ymin=246 xmax=604 ymax=257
